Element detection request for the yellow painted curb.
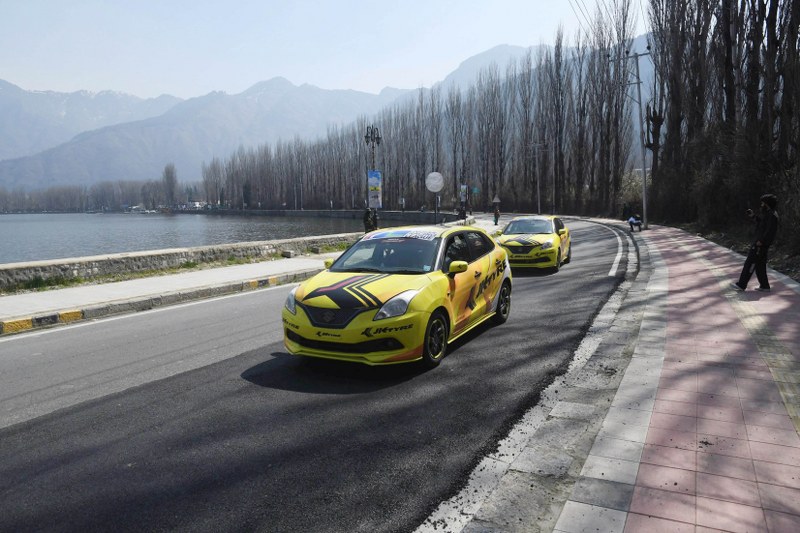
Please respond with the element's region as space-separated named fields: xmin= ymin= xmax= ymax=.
xmin=2 ymin=318 xmax=33 ymax=334
xmin=58 ymin=310 xmax=84 ymax=323
xmin=246 ymin=280 xmax=259 ymax=289
xmin=268 ymin=276 xmax=278 ymax=286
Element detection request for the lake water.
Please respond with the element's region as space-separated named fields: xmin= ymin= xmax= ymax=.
xmin=0 ymin=212 xmax=377 ymax=264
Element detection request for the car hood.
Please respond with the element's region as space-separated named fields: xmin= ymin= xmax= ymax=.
xmin=296 ymin=271 xmax=432 ymax=310
xmin=496 ymin=233 xmax=554 ymax=246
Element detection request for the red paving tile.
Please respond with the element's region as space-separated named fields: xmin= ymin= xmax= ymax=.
xmin=650 ymin=412 xmax=698 ymax=433
xmin=764 ymin=509 xmax=800 ymax=532
xmin=696 ymin=452 xmax=756 ymax=482
xmin=746 ymin=424 xmax=800 ymax=448
xmin=654 ymin=398 xmax=698 ymax=417
xmin=696 ymin=434 xmax=752 ymax=459
xmin=740 ymin=399 xmax=790 ymax=416
xmin=742 ymin=410 xmax=796 ymax=431
xmin=750 ymin=442 xmax=800 ymax=468
xmin=641 ymin=444 xmax=696 ymax=470
xmin=629 ymin=486 xmax=696 ymax=523
xmin=758 ymin=483 xmax=800 ymax=515
xmin=623 ymin=512 xmax=696 ymax=533
xmin=647 ymin=427 xmax=697 ymax=451
xmin=637 ymin=463 xmax=696 ymax=494
xmin=753 ymin=461 xmax=800 ymax=489
xmin=736 ymin=378 xmax=785 ymax=402
xmin=696 ymin=418 xmax=748 ymax=440
xmin=696 ymin=472 xmax=761 ymax=507
xmin=695 ymin=496 xmax=767 ymax=532
xmin=696 ymin=404 xmax=745 ymax=424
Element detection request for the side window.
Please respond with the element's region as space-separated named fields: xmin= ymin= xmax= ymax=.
xmin=465 ymin=231 xmax=492 ymax=261
xmin=443 ymin=234 xmax=469 ymax=270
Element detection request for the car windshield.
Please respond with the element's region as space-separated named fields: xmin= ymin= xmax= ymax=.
xmin=504 ymin=219 xmax=553 ymax=235
xmin=330 ymin=236 xmax=441 ymax=274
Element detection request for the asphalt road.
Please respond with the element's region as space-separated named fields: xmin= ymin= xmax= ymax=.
xmin=0 ymin=220 xmax=630 ymax=533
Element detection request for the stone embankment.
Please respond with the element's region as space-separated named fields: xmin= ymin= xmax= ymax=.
xmin=0 ymin=232 xmax=361 ymax=291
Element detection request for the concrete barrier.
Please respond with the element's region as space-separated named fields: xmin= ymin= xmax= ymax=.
xmin=0 ymin=232 xmax=361 ymax=290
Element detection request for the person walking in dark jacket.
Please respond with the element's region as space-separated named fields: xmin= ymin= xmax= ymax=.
xmin=731 ymin=193 xmax=779 ymax=292
xmin=363 ymin=207 xmax=375 ymax=233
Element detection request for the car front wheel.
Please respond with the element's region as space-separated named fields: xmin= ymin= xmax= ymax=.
xmin=493 ymin=281 xmax=511 ymax=324
xmin=421 ymin=311 xmax=448 ymax=368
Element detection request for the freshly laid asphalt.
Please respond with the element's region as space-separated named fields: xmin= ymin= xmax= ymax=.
xmin=2 ymin=215 xmax=799 ymax=532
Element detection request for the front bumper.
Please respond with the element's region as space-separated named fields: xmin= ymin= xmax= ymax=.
xmin=503 ymin=247 xmax=558 ymax=268
xmin=282 ymin=307 xmax=430 ymax=365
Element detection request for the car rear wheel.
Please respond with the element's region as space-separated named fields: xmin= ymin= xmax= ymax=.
xmin=493 ymin=281 xmax=511 ymax=324
xmin=421 ymin=311 xmax=448 ymax=368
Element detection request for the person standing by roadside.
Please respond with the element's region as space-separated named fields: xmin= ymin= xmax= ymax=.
xmin=363 ymin=207 xmax=375 ymax=233
xmin=731 ymin=193 xmax=779 ymax=292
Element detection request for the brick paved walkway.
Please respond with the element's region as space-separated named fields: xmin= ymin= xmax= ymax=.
xmin=555 ymin=226 xmax=800 ymax=533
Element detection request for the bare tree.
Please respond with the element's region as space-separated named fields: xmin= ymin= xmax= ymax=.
xmin=162 ymin=163 xmax=178 ymax=208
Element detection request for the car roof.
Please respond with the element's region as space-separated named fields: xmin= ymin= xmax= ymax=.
xmin=508 ymin=215 xmax=556 ymax=222
xmin=363 ymin=225 xmax=488 ymax=240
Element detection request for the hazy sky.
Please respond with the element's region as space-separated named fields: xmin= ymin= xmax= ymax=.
xmin=1 ymin=0 xmax=647 ymax=99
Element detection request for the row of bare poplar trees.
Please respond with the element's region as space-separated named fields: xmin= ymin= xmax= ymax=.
xmin=647 ymin=0 xmax=798 ymax=250
xmin=201 ymin=6 xmax=643 ymax=217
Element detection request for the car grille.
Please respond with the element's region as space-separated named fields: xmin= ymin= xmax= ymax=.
xmin=298 ymin=303 xmax=369 ymax=329
xmin=285 ymin=330 xmax=404 ymax=353
xmin=503 ymin=245 xmax=535 ymax=255
xmin=509 ymin=257 xmax=550 ymax=264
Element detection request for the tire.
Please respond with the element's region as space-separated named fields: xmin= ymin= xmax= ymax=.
xmin=493 ymin=281 xmax=512 ymax=325
xmin=421 ymin=311 xmax=449 ymax=368
xmin=553 ymin=249 xmax=561 ymax=272
xmin=564 ymin=244 xmax=571 ymax=264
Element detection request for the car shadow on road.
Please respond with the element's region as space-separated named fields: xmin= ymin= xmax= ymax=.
xmin=508 ymin=267 xmax=559 ymax=277
xmin=240 ymin=351 xmax=430 ymax=394
xmin=240 ymin=322 xmax=488 ymax=394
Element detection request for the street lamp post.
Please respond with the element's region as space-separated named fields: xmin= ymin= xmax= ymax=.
xmin=364 ymin=124 xmax=381 ymax=206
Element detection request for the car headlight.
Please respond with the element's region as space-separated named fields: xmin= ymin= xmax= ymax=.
xmin=540 ymin=240 xmax=554 ymax=250
xmin=374 ymin=290 xmax=419 ymax=321
xmin=285 ymin=287 xmax=298 ymax=315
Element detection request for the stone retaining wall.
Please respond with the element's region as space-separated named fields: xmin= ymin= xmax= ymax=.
xmin=0 ymin=232 xmax=361 ymax=290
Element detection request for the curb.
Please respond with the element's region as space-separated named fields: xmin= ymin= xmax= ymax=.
xmin=0 ymin=267 xmax=323 ymax=337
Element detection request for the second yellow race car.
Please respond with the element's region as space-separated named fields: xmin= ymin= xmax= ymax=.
xmin=282 ymin=225 xmax=512 ymax=367
xmin=495 ymin=215 xmax=571 ymax=271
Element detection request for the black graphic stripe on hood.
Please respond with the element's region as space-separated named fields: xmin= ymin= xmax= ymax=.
xmin=303 ymin=274 xmax=388 ymax=309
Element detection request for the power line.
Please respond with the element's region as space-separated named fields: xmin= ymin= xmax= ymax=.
xmin=567 ymin=0 xmax=592 ymax=34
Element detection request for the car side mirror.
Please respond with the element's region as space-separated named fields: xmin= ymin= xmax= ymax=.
xmin=324 ymin=258 xmax=334 ymax=269
xmin=558 ymin=229 xmax=567 ymax=236
xmin=448 ymin=260 xmax=469 ymax=276
xmin=492 ymin=230 xmax=502 ymax=237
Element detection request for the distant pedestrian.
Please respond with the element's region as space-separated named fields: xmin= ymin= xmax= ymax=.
xmin=628 ymin=213 xmax=642 ymax=232
xmin=493 ymin=206 xmax=500 ymax=225
xmin=363 ymin=207 xmax=375 ymax=233
xmin=371 ymin=209 xmax=379 ymax=230
xmin=731 ymin=194 xmax=779 ymax=292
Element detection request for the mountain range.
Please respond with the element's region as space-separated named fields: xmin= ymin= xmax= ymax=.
xmin=0 ymin=39 xmax=650 ymax=191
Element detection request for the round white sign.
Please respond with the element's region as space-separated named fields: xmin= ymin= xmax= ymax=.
xmin=426 ymin=172 xmax=444 ymax=193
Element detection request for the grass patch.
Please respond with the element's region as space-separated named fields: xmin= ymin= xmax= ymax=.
xmin=1 ymin=275 xmax=84 ymax=294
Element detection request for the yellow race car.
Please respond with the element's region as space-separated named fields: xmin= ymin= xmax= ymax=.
xmin=495 ymin=215 xmax=571 ymax=271
xmin=282 ymin=225 xmax=512 ymax=367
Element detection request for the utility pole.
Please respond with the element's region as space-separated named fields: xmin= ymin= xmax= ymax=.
xmin=611 ymin=48 xmax=651 ymax=229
